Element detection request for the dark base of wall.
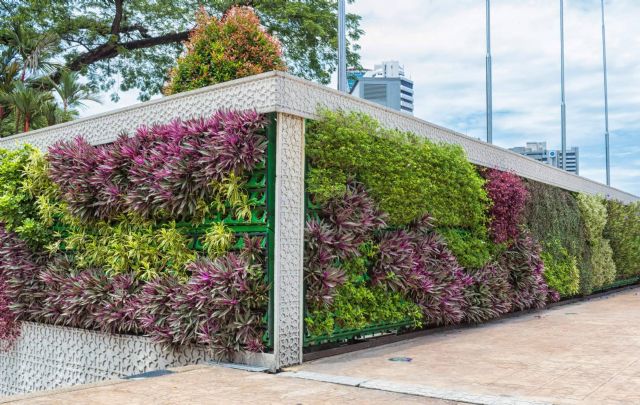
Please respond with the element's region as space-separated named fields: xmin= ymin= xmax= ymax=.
xmin=303 ymin=282 xmax=640 ymax=362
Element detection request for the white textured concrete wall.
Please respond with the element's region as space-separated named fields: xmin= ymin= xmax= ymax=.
xmin=0 ymin=322 xmax=274 ymax=398
xmin=0 ymin=322 xmax=212 ymax=397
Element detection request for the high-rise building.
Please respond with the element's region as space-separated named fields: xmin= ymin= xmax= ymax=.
xmin=509 ymin=142 xmax=580 ymax=174
xmin=349 ymin=61 xmax=414 ymax=114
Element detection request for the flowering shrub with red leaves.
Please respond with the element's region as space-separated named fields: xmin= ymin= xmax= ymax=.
xmin=372 ymin=215 xmax=473 ymax=326
xmin=48 ymin=110 xmax=267 ymax=222
xmin=165 ymin=6 xmax=286 ymax=95
xmin=482 ymin=168 xmax=529 ymax=244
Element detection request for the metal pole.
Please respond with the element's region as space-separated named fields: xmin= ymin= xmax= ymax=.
xmin=560 ymin=0 xmax=567 ymax=170
xmin=601 ymin=0 xmax=611 ymax=185
xmin=486 ymin=0 xmax=493 ymax=144
xmin=337 ymin=0 xmax=348 ymax=92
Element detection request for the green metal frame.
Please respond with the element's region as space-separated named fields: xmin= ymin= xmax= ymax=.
xmin=265 ymin=112 xmax=277 ymax=350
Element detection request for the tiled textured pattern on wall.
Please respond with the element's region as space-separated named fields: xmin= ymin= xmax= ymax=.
xmin=0 ymin=322 xmax=214 ymax=398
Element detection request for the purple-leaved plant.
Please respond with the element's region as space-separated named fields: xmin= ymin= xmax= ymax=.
xmin=372 ymin=215 xmax=473 ymax=325
xmin=482 ymin=168 xmax=529 ymax=244
xmin=304 ymin=182 xmax=387 ymax=307
xmin=48 ymin=110 xmax=268 ymax=222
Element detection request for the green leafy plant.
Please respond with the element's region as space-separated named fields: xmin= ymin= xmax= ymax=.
xmin=305 ymin=256 xmax=423 ymax=337
xmin=541 ymin=240 xmax=580 ymax=297
xmin=0 ymin=146 xmax=59 ymax=249
xmin=306 ymin=109 xmax=490 ymax=230
xmin=202 ymin=223 xmax=234 ymax=258
xmin=437 ymin=228 xmax=493 ymax=269
xmin=577 ymin=194 xmax=616 ymax=290
xmin=63 ymin=218 xmax=195 ymax=281
xmin=604 ymin=201 xmax=640 ymax=279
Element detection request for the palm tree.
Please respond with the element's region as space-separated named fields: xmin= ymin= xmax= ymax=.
xmin=0 ymin=82 xmax=53 ymax=132
xmin=4 ymin=24 xmax=59 ymax=81
xmin=51 ymin=70 xmax=101 ymax=116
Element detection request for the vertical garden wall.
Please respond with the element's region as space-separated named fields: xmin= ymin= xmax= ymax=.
xmin=0 ymin=73 xmax=638 ymax=395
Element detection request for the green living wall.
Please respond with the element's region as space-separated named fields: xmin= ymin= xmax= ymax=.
xmin=0 ymin=110 xmax=274 ymax=355
xmin=303 ymin=109 xmax=640 ymax=345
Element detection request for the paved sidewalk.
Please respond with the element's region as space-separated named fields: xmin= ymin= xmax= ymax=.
xmin=1 ymin=365 xmax=454 ymax=405
xmin=3 ymin=288 xmax=638 ymax=404
xmin=291 ymin=288 xmax=640 ymax=405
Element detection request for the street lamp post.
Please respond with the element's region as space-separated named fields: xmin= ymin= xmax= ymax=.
xmin=600 ymin=0 xmax=611 ymax=186
xmin=560 ymin=0 xmax=567 ymax=171
xmin=337 ymin=0 xmax=348 ymax=92
xmin=486 ymin=0 xmax=493 ymax=144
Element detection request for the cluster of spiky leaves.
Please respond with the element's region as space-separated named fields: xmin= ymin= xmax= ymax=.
xmin=498 ymin=232 xmax=557 ymax=309
xmin=464 ymin=262 xmax=513 ymax=323
xmin=35 ymin=257 xmax=142 ymax=334
xmin=165 ymin=7 xmax=286 ymax=95
xmin=304 ymin=183 xmax=387 ymax=307
xmin=0 ymin=226 xmax=269 ymax=356
xmin=482 ymin=168 xmax=529 ymax=244
xmin=372 ymin=215 xmax=473 ymax=326
xmin=47 ymin=110 xmax=267 ymax=222
xmin=136 ymin=236 xmax=268 ymax=357
xmin=0 ymin=270 xmax=20 ymax=350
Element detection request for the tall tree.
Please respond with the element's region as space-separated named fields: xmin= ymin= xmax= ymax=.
xmin=1 ymin=0 xmax=363 ymax=101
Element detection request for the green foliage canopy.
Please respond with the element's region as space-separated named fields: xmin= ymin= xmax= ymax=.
xmin=1 ymin=0 xmax=363 ymax=100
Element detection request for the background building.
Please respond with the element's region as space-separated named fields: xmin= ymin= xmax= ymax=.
xmin=509 ymin=142 xmax=580 ymax=174
xmin=349 ymin=61 xmax=414 ymax=114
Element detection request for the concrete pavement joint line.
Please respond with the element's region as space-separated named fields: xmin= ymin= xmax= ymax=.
xmin=278 ymin=371 xmax=551 ymax=405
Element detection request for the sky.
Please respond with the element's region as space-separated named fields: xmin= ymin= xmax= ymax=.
xmin=81 ymin=0 xmax=640 ymax=195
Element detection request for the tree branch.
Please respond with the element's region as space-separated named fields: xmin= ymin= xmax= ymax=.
xmin=111 ymin=0 xmax=124 ymax=35
xmin=64 ymin=30 xmax=191 ymax=72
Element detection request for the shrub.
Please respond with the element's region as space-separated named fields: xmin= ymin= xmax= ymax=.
xmin=482 ymin=168 xmax=528 ymax=244
xmin=524 ymin=180 xmax=591 ymax=294
xmin=541 ymin=240 xmax=580 ymax=297
xmin=0 ymin=271 xmax=20 ymax=350
xmin=605 ymin=201 xmax=640 ymax=279
xmin=306 ymin=109 xmax=490 ymax=230
xmin=464 ymin=262 xmax=512 ymax=323
xmin=437 ymin=228 xmax=493 ymax=270
xmin=577 ymin=194 xmax=616 ymax=289
xmin=60 ymin=219 xmax=196 ymax=281
xmin=0 ymin=146 xmax=58 ymax=249
xmin=138 ymin=244 xmax=269 ymax=357
xmin=165 ymin=7 xmax=286 ymax=95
